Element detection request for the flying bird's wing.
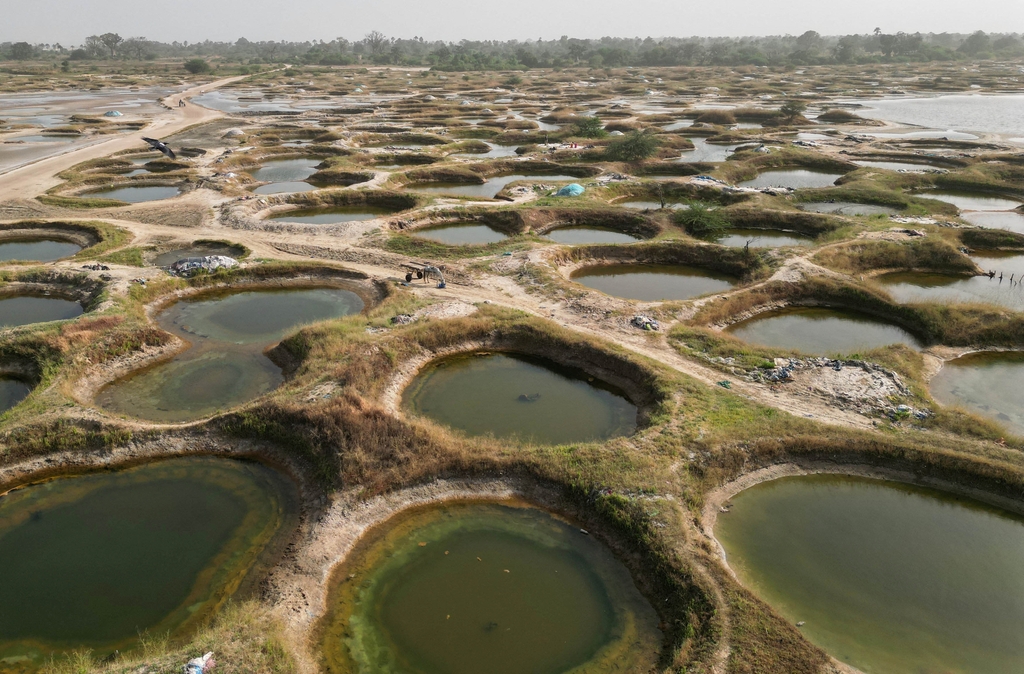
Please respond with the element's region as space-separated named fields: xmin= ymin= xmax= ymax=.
xmin=142 ymin=137 xmax=158 ymax=145
xmin=165 ymin=147 xmax=177 ymax=160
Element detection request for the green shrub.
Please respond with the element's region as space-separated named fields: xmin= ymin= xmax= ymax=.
xmin=573 ymin=115 xmax=606 ymax=138
xmin=183 ymin=59 xmax=211 ymax=74
xmin=675 ymin=201 xmax=728 ymax=239
xmin=604 ymin=130 xmax=659 ymax=162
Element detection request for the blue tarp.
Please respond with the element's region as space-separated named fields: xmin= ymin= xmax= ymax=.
xmin=555 ymin=183 xmax=585 ymax=197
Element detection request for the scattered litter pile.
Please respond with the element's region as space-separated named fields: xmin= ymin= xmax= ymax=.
xmin=169 ymin=256 xmax=239 ymax=277
xmin=631 ymin=315 xmax=660 ymax=331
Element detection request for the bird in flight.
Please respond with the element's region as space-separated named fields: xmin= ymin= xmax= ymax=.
xmin=142 ymin=137 xmax=176 ymax=160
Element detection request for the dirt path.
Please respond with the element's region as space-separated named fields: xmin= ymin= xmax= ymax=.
xmin=0 ymin=74 xmax=251 ymax=201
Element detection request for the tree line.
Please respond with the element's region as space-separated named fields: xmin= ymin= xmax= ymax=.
xmin=2 ymin=29 xmax=1022 ymax=70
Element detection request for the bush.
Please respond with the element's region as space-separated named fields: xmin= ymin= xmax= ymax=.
xmin=817 ymin=108 xmax=863 ymax=123
xmin=604 ymin=130 xmax=659 ymax=162
xmin=780 ymin=100 xmax=807 ymax=119
xmin=573 ymin=115 xmax=606 ymax=139
xmin=183 ymin=58 xmax=211 ymax=74
xmin=675 ymin=201 xmax=728 ymax=239
xmin=694 ymin=109 xmax=736 ymax=125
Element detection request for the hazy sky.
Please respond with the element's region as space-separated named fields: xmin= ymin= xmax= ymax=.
xmin=4 ymin=0 xmax=1023 ymax=45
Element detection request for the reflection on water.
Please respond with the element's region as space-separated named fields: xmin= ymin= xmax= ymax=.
xmin=739 ymin=170 xmax=843 ymax=189
xmin=404 ymin=353 xmax=636 ymax=444
xmin=0 ymin=239 xmax=82 ymax=262
xmin=88 ymin=185 xmax=181 ymax=203
xmin=849 ymin=94 xmax=1024 ymax=138
xmin=726 ymin=307 xmax=923 ymax=354
xmin=544 ymin=227 xmax=640 ymax=245
xmin=717 ymin=474 xmax=1024 ymax=674
xmin=0 ymin=378 xmax=31 ymax=412
xmin=320 ymin=502 xmax=661 ymax=674
xmin=0 ymin=457 xmax=296 ymax=667
xmin=0 ymin=296 xmax=83 ymax=328
xmin=932 ymin=352 xmax=1024 ymax=435
xmin=715 ymin=229 xmax=811 ymax=248
xmin=571 ymin=264 xmax=736 ymax=301
xmin=919 ymin=191 xmax=1021 ymax=211
xmin=676 ymin=137 xmax=739 ymax=163
xmin=413 ymin=175 xmax=577 ymax=199
xmin=415 ymin=224 xmax=508 ymax=245
xmin=97 ymin=288 xmax=363 ymax=421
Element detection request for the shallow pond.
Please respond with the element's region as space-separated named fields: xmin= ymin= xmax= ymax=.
xmin=918 ymin=191 xmax=1021 ymax=211
xmin=931 ymin=351 xmax=1024 ymax=435
xmin=876 ymin=269 xmax=1024 ymax=312
xmin=738 ymin=170 xmax=844 ymax=189
xmin=726 ymin=307 xmax=923 ymax=355
xmin=414 ymin=224 xmax=509 ymax=245
xmin=403 ymin=353 xmax=636 ymax=444
xmin=0 ymin=456 xmax=296 ymax=667
xmin=0 ymin=296 xmax=83 ymax=328
xmin=88 ymin=185 xmax=181 ymax=203
xmin=412 ymin=175 xmax=577 ymax=199
xmin=455 ymin=143 xmax=520 ymax=158
xmin=320 ymin=501 xmax=661 ymax=674
xmin=96 ymin=288 xmax=363 ymax=422
xmin=269 ymin=205 xmax=398 ymax=224
xmin=848 ymin=94 xmax=1024 ymax=138
xmin=853 ymin=160 xmax=938 ymax=172
xmin=251 ymin=158 xmax=325 ymax=194
xmin=798 ymin=201 xmax=899 ymax=216
xmin=0 ymin=239 xmax=82 ymax=262
xmin=571 ymin=264 xmax=736 ymax=301
xmin=961 ymin=210 xmax=1024 ymax=234
xmin=714 ymin=229 xmax=811 ymax=248
xmin=675 ymin=137 xmax=740 ymax=163
xmin=544 ymin=227 xmax=640 ymax=245
xmin=151 ymin=242 xmax=245 ymax=267
xmin=0 ymin=378 xmax=31 ymax=413
xmin=716 ymin=474 xmax=1024 ymax=674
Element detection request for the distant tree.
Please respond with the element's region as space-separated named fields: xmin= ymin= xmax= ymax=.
xmin=98 ymin=32 xmax=123 ymax=57
xmin=959 ymin=31 xmax=992 ymax=56
xmin=780 ymin=99 xmax=807 ymax=120
xmin=605 ymin=129 xmax=659 ymax=162
xmin=573 ymin=115 xmax=606 ymax=138
xmin=69 ymin=48 xmax=89 ymax=61
xmin=183 ymin=58 xmax=211 ymax=74
xmin=10 ymin=42 xmax=33 ymax=60
xmin=675 ymin=201 xmax=728 ymax=239
xmin=364 ymin=31 xmax=388 ymax=55
xmin=60 ymin=59 xmax=70 ymax=72
xmin=122 ymin=37 xmax=151 ymax=60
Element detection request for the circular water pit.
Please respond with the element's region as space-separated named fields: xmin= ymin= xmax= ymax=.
xmin=875 ymin=268 xmax=1024 ymax=312
xmin=675 ymin=138 xmax=740 ymax=163
xmin=916 ymin=191 xmax=1021 ymax=212
xmin=96 ymin=286 xmax=364 ymax=422
xmin=403 ymin=352 xmax=637 ymax=444
xmin=0 ymin=456 xmax=297 ymax=667
xmin=413 ymin=223 xmax=509 ymax=245
xmin=571 ymin=264 xmax=736 ymax=301
xmin=0 ymin=377 xmax=31 ymax=413
xmin=961 ymin=211 xmax=1024 ymax=233
xmin=725 ymin=307 xmax=923 ymax=355
xmin=543 ymin=227 xmax=641 ymax=245
xmin=411 ymin=175 xmax=578 ymax=199
xmin=852 ymin=160 xmax=940 ymax=172
xmin=715 ymin=473 xmax=1024 ymax=674
xmin=714 ymin=229 xmax=812 ymax=248
xmin=798 ymin=202 xmax=899 ymax=217
xmin=0 ymin=295 xmax=83 ymax=329
xmin=86 ymin=185 xmax=181 ymax=203
xmin=738 ymin=170 xmax=845 ymax=189
xmin=318 ymin=501 xmax=661 ymax=674
xmin=0 ymin=238 xmax=82 ymax=262
xmin=250 ymin=158 xmax=324 ymax=195
xmin=931 ymin=351 xmax=1024 ymax=435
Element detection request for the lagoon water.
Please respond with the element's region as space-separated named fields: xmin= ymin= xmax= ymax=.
xmin=738 ymin=170 xmax=843 ymax=189
xmin=931 ymin=351 xmax=1024 ymax=436
xmin=414 ymin=224 xmax=508 ymax=245
xmin=571 ymin=264 xmax=736 ymax=301
xmin=251 ymin=158 xmax=322 ymax=194
xmin=876 ymin=269 xmax=1024 ymax=312
xmin=726 ymin=307 xmax=923 ymax=354
xmin=403 ymin=353 xmax=636 ymax=444
xmin=849 ymin=94 xmax=1024 ymax=138
xmin=0 ymin=296 xmax=83 ymax=329
xmin=0 ymin=239 xmax=82 ymax=262
xmin=97 ymin=288 xmax=363 ymax=422
xmin=320 ymin=502 xmax=661 ymax=674
xmin=0 ymin=457 xmax=295 ymax=667
xmin=544 ymin=226 xmax=640 ymax=245
xmin=716 ymin=474 xmax=1024 ymax=674
xmin=676 ymin=137 xmax=740 ymax=163
xmin=714 ymin=229 xmax=811 ymax=248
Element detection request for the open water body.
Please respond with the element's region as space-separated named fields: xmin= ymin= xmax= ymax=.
xmin=269 ymin=205 xmax=397 ymax=224
xmin=0 ymin=456 xmax=295 ymax=667
xmin=96 ymin=288 xmax=363 ymax=422
xmin=738 ymin=170 xmax=844 ymax=189
xmin=716 ymin=474 xmax=1024 ymax=674
xmin=726 ymin=307 xmax=923 ymax=355
xmin=403 ymin=352 xmax=636 ymax=444
xmin=715 ymin=229 xmax=812 ymax=248
xmin=320 ymin=502 xmax=661 ymax=674
xmin=931 ymin=351 xmax=1024 ymax=436
xmin=848 ymin=94 xmax=1024 ymax=138
xmin=961 ymin=211 xmax=1024 ymax=233
xmin=876 ymin=266 xmax=1024 ymax=312
xmin=0 ymin=378 xmax=31 ymax=413
xmin=571 ymin=264 xmax=736 ymax=301
xmin=415 ymin=224 xmax=509 ymax=245
xmin=251 ymin=158 xmax=323 ymax=195
xmin=87 ymin=185 xmax=181 ymax=203
xmin=455 ymin=143 xmax=521 ymax=158
xmin=917 ymin=191 xmax=1021 ymax=212
xmin=853 ymin=160 xmax=939 ymax=172
xmin=412 ymin=175 xmax=577 ymax=199
xmin=799 ymin=202 xmax=899 ymax=216
xmin=675 ymin=137 xmax=740 ymax=163
xmin=543 ymin=227 xmax=640 ymax=245
xmin=0 ymin=296 xmax=83 ymax=329
xmin=0 ymin=239 xmax=81 ymax=262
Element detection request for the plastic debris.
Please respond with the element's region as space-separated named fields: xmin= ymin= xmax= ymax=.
xmin=182 ymin=652 xmax=215 ymax=674
xmin=169 ymin=256 xmax=239 ymax=277
xmin=555 ymin=183 xmax=585 ymax=197
xmin=630 ymin=315 xmax=660 ymax=331
xmin=717 ymin=380 xmax=732 ymax=389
